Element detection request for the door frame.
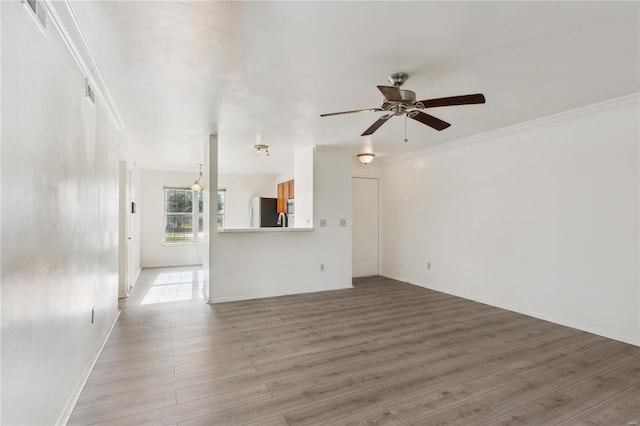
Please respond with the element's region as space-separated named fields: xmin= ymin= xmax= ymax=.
xmin=118 ymin=160 xmax=130 ymax=298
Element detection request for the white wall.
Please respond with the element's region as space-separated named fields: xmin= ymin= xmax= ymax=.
xmin=1 ymin=3 xmax=5 ymax=422
xmin=1 ymin=3 xmax=121 ymax=424
xmin=276 ymin=170 xmax=294 ymax=183
xmin=352 ymin=157 xmax=383 ymax=179
xmin=218 ymin=174 xmax=277 ymax=228
xmin=381 ymin=95 xmax=639 ymax=345
xmin=140 ymin=169 xmax=204 ymax=267
xmin=293 ymin=146 xmax=314 ymax=228
xmin=208 ymin=144 xmax=352 ymax=302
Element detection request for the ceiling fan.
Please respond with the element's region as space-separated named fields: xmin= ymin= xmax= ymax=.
xmin=320 ymin=72 xmax=485 ymax=136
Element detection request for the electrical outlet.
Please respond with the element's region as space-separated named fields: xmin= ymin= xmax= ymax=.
xmin=320 ymin=219 xmax=327 ymax=227
xmin=339 ymin=219 xmax=347 ymax=227
xmin=427 ymin=262 xmax=431 ymax=270
xmin=91 ymin=306 xmax=96 ymax=324
xmin=320 ymin=264 xmax=325 ymax=271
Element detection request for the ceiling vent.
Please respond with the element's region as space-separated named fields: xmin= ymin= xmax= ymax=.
xmin=22 ymin=0 xmax=47 ymax=34
xmin=85 ymin=79 xmax=96 ymax=104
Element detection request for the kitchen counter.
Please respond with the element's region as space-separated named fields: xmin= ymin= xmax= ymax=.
xmin=217 ymin=227 xmax=313 ymax=233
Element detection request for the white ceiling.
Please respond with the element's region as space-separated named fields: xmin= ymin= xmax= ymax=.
xmin=70 ymin=1 xmax=639 ymax=175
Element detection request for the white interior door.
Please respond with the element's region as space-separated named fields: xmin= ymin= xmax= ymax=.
xmin=352 ymin=177 xmax=379 ymax=277
xmin=117 ymin=161 xmax=129 ymax=298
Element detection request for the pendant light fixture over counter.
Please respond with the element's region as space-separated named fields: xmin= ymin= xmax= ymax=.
xmin=191 ymin=163 xmax=204 ymax=191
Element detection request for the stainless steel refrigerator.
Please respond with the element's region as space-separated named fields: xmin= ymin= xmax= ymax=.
xmin=249 ymin=197 xmax=278 ymax=228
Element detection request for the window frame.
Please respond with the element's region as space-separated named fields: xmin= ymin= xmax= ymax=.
xmin=163 ymin=187 xmax=205 ymax=244
xmin=217 ymin=189 xmax=226 ymax=229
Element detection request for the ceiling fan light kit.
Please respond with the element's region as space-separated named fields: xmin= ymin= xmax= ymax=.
xmin=320 ymin=72 xmax=485 ymax=137
xmin=357 ymin=152 xmax=376 ymax=165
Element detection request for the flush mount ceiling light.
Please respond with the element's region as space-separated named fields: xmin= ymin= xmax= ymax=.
xmin=254 ymin=144 xmax=270 ymax=157
xmin=190 ymin=163 xmax=204 ymax=191
xmin=357 ymin=153 xmax=376 ymax=165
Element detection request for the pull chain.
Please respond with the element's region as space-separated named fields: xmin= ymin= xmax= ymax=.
xmin=404 ymin=114 xmax=408 ymax=142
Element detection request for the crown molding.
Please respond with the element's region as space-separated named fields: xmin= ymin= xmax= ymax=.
xmin=41 ymin=0 xmax=126 ymax=131
xmin=314 ymin=145 xmax=352 ymax=154
xmin=382 ymin=93 xmax=639 ymax=166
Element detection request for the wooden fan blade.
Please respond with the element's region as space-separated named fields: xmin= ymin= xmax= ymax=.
xmin=408 ymin=111 xmax=451 ymax=131
xmin=416 ymin=94 xmax=486 ymax=109
xmin=320 ymin=108 xmax=382 ymax=117
xmin=377 ymin=85 xmax=402 ymax=102
xmin=361 ymin=114 xmax=393 ymax=136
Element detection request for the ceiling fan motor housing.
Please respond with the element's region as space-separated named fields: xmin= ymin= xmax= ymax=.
xmin=381 ymin=89 xmax=417 ymax=115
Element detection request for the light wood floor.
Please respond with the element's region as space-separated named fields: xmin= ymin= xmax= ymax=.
xmin=70 ymin=266 xmax=640 ymax=426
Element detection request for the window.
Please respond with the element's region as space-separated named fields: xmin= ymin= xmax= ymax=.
xmin=164 ymin=188 xmax=204 ymax=243
xmin=217 ymin=189 xmax=226 ymax=229
xmin=164 ymin=188 xmax=193 ymax=243
xmin=197 ymin=191 xmax=204 ymax=242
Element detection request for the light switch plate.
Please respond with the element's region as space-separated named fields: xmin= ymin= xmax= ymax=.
xmin=339 ymin=219 xmax=347 ymax=227
xmin=320 ymin=219 xmax=327 ymax=227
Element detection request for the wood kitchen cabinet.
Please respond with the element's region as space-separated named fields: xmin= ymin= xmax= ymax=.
xmin=277 ymin=182 xmax=284 ymax=213
xmin=277 ymin=179 xmax=294 ymax=213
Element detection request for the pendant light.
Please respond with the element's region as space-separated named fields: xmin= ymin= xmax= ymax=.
xmin=191 ymin=163 xmax=204 ymax=191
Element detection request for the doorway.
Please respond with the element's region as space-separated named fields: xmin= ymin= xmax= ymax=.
xmin=352 ymin=177 xmax=379 ymax=277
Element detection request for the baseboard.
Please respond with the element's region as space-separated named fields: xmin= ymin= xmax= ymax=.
xmin=382 ymin=275 xmax=640 ymax=347
xmin=378 ymin=273 xmax=409 ymax=284
xmin=201 ymin=286 xmax=209 ymax=301
xmin=56 ymin=309 xmax=121 ymax=425
xmin=516 ymin=306 xmax=640 ymax=347
xmin=118 ymin=268 xmax=142 ymax=298
xmin=130 ymin=267 xmax=142 ymax=288
xmin=210 ymin=284 xmax=352 ymax=304
xmin=141 ymin=263 xmax=203 ymax=269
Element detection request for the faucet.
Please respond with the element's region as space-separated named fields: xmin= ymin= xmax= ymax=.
xmin=277 ymin=212 xmax=287 ymax=227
